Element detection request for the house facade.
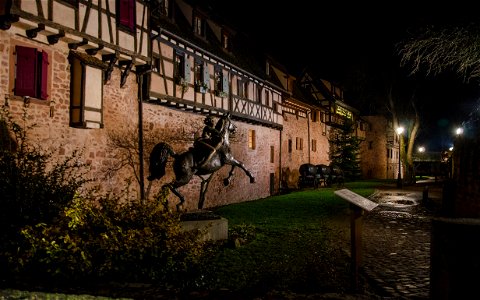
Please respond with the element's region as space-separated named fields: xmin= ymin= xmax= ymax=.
xmin=361 ymin=115 xmax=401 ymax=179
xmin=0 ymin=0 xmax=394 ymax=211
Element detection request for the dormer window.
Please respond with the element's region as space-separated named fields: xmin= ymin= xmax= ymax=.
xmin=266 ymin=61 xmax=270 ymax=76
xmin=160 ymin=0 xmax=170 ymax=17
xmin=221 ymin=30 xmax=230 ymax=50
xmin=193 ymin=14 xmax=205 ymax=37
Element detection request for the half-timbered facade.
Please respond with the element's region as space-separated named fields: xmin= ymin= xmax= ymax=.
xmin=0 ymin=0 xmax=392 ymax=211
xmin=1 ymin=0 xmax=152 ymax=197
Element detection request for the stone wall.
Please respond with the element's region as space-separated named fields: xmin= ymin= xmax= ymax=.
xmin=280 ymin=111 xmax=330 ymax=189
xmin=1 ymin=31 xmax=282 ymax=210
xmin=142 ymin=104 xmax=280 ymax=210
xmin=361 ymin=116 xmax=389 ymax=179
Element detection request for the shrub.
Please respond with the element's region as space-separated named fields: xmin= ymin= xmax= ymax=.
xmin=16 ymin=187 xmax=206 ymax=288
xmin=0 ymin=106 xmax=91 ymax=268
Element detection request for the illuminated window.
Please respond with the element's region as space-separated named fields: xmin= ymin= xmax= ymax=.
xmin=248 ymin=129 xmax=256 ymax=149
xmin=69 ymin=52 xmax=103 ymax=129
xmin=296 ymin=137 xmax=303 ymax=150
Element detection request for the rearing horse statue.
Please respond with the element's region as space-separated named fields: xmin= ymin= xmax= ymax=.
xmin=147 ymin=113 xmax=255 ymax=211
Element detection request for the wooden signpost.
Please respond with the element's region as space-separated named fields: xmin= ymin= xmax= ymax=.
xmin=334 ymin=188 xmax=379 ymax=290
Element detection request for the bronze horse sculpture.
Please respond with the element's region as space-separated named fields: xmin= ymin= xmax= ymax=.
xmin=147 ymin=113 xmax=255 ymax=211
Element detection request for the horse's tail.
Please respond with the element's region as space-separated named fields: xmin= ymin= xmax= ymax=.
xmin=147 ymin=142 xmax=175 ymax=181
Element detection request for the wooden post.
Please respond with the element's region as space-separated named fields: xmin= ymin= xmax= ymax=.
xmin=334 ymin=189 xmax=378 ymax=292
xmin=350 ymin=204 xmax=363 ymax=291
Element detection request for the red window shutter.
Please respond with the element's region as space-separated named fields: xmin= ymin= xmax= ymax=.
xmin=15 ymin=46 xmax=37 ymax=97
xmin=119 ymin=0 xmax=135 ymax=31
xmin=39 ymin=51 xmax=49 ymax=100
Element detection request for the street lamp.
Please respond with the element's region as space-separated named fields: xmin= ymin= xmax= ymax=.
xmin=396 ymin=126 xmax=404 ymax=188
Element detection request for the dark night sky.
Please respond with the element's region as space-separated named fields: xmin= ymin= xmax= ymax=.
xmin=211 ymin=1 xmax=480 ymax=152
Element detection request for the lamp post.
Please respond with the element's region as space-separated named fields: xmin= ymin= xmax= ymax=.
xmin=396 ymin=126 xmax=404 ymax=188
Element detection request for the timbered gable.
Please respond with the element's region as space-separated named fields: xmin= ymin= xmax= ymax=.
xmin=147 ymin=0 xmax=284 ymax=129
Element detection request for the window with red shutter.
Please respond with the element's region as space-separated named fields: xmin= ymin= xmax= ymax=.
xmin=15 ymin=45 xmax=49 ymax=100
xmin=118 ymin=0 xmax=135 ymax=31
xmin=15 ymin=46 xmax=37 ymax=98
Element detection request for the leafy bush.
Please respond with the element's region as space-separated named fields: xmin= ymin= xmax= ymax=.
xmin=0 ymin=106 xmax=91 ymax=265
xmin=14 ymin=188 xmax=206 ymax=288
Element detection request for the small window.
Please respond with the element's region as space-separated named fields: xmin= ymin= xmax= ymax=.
xmin=257 ymin=86 xmax=262 ymax=103
xmin=266 ymin=61 xmax=270 ymax=76
xmin=288 ymin=139 xmax=292 ymax=153
xmin=248 ymin=129 xmax=256 ymax=150
xmin=174 ymin=51 xmax=190 ymax=84
xmin=117 ymin=0 xmax=135 ymax=32
xmin=237 ymin=79 xmax=245 ymax=97
xmin=265 ymin=90 xmax=270 ymax=107
xmin=193 ymin=14 xmax=205 ymax=37
xmin=311 ymin=110 xmax=319 ymax=122
xmin=296 ymin=137 xmax=303 ymax=150
xmin=221 ymin=30 xmax=229 ymax=50
xmin=194 ymin=60 xmax=209 ymax=93
xmin=14 ymin=45 xmax=49 ymax=100
xmin=312 ymin=139 xmax=317 ymax=152
xmin=215 ymin=66 xmax=229 ymax=97
xmin=61 ymin=0 xmax=78 ymax=6
xmin=152 ymin=56 xmax=160 ymax=73
xmin=270 ymin=146 xmax=274 ymax=163
xmin=238 ymin=80 xmax=244 ymax=97
xmin=368 ymin=141 xmax=373 ymax=150
xmin=160 ymin=0 xmax=170 ymax=17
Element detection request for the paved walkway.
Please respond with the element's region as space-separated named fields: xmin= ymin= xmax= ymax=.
xmin=359 ymin=179 xmax=443 ymax=299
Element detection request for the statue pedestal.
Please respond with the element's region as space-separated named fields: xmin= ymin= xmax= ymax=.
xmin=180 ymin=211 xmax=228 ymax=242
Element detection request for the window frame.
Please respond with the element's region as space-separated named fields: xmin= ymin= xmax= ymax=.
xmin=14 ymin=45 xmax=50 ymax=100
xmin=174 ymin=51 xmax=190 ymax=85
xmin=68 ymin=52 xmax=104 ymax=129
xmin=193 ymin=13 xmax=205 ymax=37
xmin=248 ymin=129 xmax=256 ymax=150
xmin=117 ymin=0 xmax=136 ymax=32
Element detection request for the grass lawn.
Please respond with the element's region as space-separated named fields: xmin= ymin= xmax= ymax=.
xmin=197 ymin=180 xmax=386 ymax=296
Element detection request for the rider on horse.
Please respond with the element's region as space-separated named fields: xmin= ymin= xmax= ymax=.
xmin=193 ymin=115 xmax=223 ymax=169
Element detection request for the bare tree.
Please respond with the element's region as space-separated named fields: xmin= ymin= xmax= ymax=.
xmin=386 ymin=83 xmax=420 ymax=185
xmin=397 ymin=23 xmax=480 ymax=83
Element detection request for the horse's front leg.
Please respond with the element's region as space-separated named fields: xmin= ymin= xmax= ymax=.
xmin=225 ymin=157 xmax=255 ymax=184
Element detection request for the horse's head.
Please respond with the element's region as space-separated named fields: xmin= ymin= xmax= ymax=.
xmin=216 ymin=113 xmax=236 ymax=135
